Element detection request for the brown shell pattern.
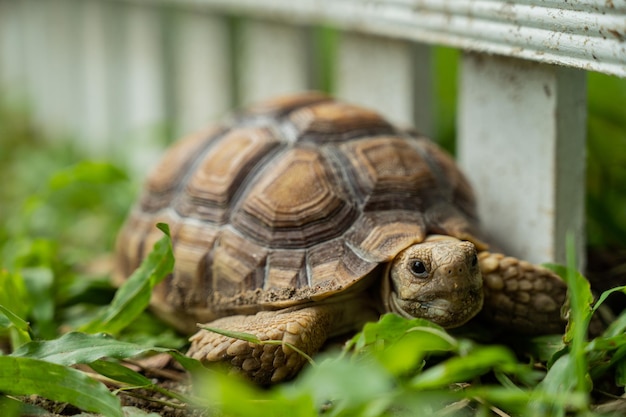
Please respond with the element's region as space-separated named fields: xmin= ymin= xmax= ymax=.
xmin=115 ymin=92 xmax=480 ymax=323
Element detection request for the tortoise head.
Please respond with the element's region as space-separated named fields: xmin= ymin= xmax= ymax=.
xmin=383 ymin=235 xmax=483 ymax=328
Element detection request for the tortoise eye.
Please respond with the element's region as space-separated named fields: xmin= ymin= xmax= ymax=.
xmin=409 ymin=260 xmax=429 ymax=278
xmin=471 ymin=254 xmax=478 ymax=267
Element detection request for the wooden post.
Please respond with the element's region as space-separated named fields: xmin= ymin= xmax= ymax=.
xmin=457 ymin=53 xmax=587 ymax=266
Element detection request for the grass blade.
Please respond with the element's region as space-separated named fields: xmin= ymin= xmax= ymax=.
xmin=563 ymin=234 xmax=592 ymax=395
xmin=200 ymin=325 xmax=315 ymax=365
xmin=90 ymin=359 xmax=197 ymax=405
xmin=0 ymin=356 xmax=122 ymax=417
xmin=80 ymin=223 xmax=174 ymax=335
xmin=593 ymin=285 xmax=626 ymax=314
xmin=90 ymin=359 xmax=153 ymax=387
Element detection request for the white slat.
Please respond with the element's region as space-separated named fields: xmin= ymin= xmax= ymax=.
xmin=238 ymin=20 xmax=310 ymax=104
xmin=160 ymin=0 xmax=626 ymax=77
xmin=171 ymin=10 xmax=233 ymax=137
xmin=16 ymin=0 xmax=82 ymax=138
xmin=0 ymin=0 xmax=27 ymax=108
xmin=79 ymin=0 xmax=116 ymax=153
xmin=19 ymin=0 xmax=52 ymax=132
xmin=122 ymin=3 xmax=167 ymax=171
xmin=458 ymin=53 xmax=587 ymax=265
xmin=335 ymin=32 xmax=433 ymax=134
xmin=45 ymin=0 xmax=83 ymax=139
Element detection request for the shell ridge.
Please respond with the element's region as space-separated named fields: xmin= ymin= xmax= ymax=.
xmin=320 ymin=142 xmax=365 ymax=210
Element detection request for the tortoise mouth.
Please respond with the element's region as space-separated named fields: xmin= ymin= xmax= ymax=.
xmin=390 ymin=286 xmax=484 ymax=328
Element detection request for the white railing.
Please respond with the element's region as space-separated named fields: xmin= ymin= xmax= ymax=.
xmin=1 ymin=0 xmax=625 ymax=266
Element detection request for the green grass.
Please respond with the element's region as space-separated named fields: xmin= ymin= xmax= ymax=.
xmin=2 ymin=222 xmax=626 ymax=416
xmin=0 ymin=70 xmax=625 ymax=416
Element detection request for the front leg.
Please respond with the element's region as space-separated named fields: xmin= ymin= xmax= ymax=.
xmin=187 ymin=300 xmax=374 ymax=384
xmin=477 ymin=252 xmax=568 ymax=334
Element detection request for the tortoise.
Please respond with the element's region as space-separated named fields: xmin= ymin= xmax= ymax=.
xmin=114 ymin=92 xmax=567 ymax=384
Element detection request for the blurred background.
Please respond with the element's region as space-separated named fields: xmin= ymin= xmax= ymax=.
xmin=0 ymin=0 xmax=625 ymax=290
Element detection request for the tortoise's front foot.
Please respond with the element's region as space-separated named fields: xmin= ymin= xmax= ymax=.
xmin=187 ymin=307 xmax=332 ymax=385
xmin=477 ymin=252 xmax=567 ymax=334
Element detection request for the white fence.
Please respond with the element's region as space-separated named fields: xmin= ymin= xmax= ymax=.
xmin=1 ymin=0 xmax=625 ymax=266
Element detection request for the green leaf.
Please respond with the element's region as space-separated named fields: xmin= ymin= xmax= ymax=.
xmin=616 ymin=356 xmax=626 ymax=387
xmin=346 ymin=313 xmax=449 ymax=352
xmin=0 ymin=269 xmax=30 ymax=321
xmin=593 ymin=285 xmax=626 ymax=314
xmin=12 ymin=332 xmax=149 ymax=365
xmin=0 ymin=305 xmax=30 ymax=334
xmin=80 ymin=223 xmax=174 ymax=335
xmin=21 ymin=267 xmax=56 ymax=339
xmin=287 ymin=354 xmax=395 ymax=416
xmin=528 ymin=354 xmax=588 ymax=416
xmin=344 ymin=314 xmax=458 ymax=376
xmin=563 ymin=235 xmax=592 ymax=394
xmin=602 ymin=307 xmax=626 ymax=338
xmin=47 ymin=160 xmax=127 ymax=191
xmin=0 ymin=395 xmax=27 ymax=417
xmin=410 ymin=345 xmax=517 ymax=389
xmin=0 ymin=304 xmax=32 ymax=349
xmin=526 ymin=334 xmax=566 ymax=363
xmin=467 ymin=385 xmax=586 ymax=417
xmin=90 ymin=359 xmax=153 ymax=387
xmin=11 ymin=331 xmax=203 ymax=373
xmin=90 ymin=359 xmax=198 ymax=405
xmin=0 ymin=356 xmax=122 ymax=417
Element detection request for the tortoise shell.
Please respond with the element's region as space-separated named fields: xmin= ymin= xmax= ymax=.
xmin=115 ymin=92 xmax=483 ymax=332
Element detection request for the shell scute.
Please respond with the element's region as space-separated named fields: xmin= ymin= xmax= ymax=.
xmin=174 ymin=126 xmax=282 ymax=224
xmin=346 ymin=210 xmax=426 ymax=262
xmin=211 ymin=228 xmax=268 ymax=298
xmin=264 ymin=250 xmax=307 ymax=290
xmin=161 ymin=221 xmax=220 ymax=311
xmin=231 ymin=146 xmax=358 ymax=248
xmin=339 ymin=136 xmax=438 ymax=210
xmin=140 ymin=126 xmax=222 ymax=212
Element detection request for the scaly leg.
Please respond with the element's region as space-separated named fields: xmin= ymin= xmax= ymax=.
xmin=477 ymin=252 xmax=568 ymax=334
xmin=187 ymin=300 xmax=375 ymax=384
